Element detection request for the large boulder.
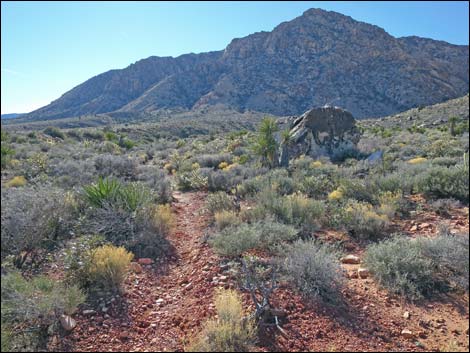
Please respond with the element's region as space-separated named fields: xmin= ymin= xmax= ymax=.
xmin=278 ymin=106 xmax=361 ymax=162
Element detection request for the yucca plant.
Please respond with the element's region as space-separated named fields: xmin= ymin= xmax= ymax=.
xmin=83 ymin=177 xmax=121 ymax=207
xmin=117 ymin=182 xmax=152 ymax=212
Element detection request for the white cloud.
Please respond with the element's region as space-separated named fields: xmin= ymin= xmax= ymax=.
xmin=1 ymin=68 xmax=26 ymax=77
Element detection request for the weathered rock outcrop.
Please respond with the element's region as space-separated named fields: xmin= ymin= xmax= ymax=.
xmin=278 ymin=106 xmax=361 ymax=164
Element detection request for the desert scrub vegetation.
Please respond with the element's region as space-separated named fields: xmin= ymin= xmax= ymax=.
xmin=1 ymin=186 xmax=77 ymax=260
xmin=364 ymin=232 xmax=469 ymax=300
xmin=281 ymin=239 xmax=345 ymax=305
xmin=87 ymin=245 xmax=134 ymax=292
xmin=209 ymin=219 xmax=298 ymax=257
xmin=1 ymin=271 xmax=85 ymax=351
xmin=206 ymin=191 xmax=237 ymax=215
xmin=187 ymin=289 xmax=255 ymax=352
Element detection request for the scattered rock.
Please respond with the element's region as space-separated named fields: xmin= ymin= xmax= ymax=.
xmin=401 ymin=329 xmax=414 ymax=339
xmin=357 ymin=268 xmax=369 ymax=279
xmin=349 ymin=271 xmax=359 ymax=279
xmin=83 ymin=309 xmax=96 ymax=316
xmin=138 ymin=258 xmax=154 ymax=265
xmin=60 ymin=314 xmax=76 ymax=331
xmin=403 ymin=311 xmax=410 ymax=320
xmin=341 ymin=255 xmax=360 ymax=264
xmin=119 ymin=332 xmax=129 ymax=341
xmin=130 ymin=262 xmax=143 ymax=274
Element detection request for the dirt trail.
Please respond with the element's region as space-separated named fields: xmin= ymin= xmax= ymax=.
xmin=62 ymin=193 xmax=469 ymax=352
xmin=65 ymin=191 xmax=223 ymax=352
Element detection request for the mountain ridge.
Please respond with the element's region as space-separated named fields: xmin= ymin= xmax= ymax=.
xmin=23 ymin=8 xmax=469 ymax=121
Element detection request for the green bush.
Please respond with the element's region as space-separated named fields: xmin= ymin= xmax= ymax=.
xmin=342 ymin=200 xmax=390 ymax=239
xmin=282 ymin=239 xmax=344 ymax=304
xmin=88 ymin=245 xmax=133 ymax=292
xmin=256 ymin=189 xmax=325 ymax=230
xmin=188 ymin=289 xmax=255 ymax=352
xmin=206 ymin=191 xmax=236 ymax=215
xmin=418 ymin=232 xmax=469 ymax=291
xmin=63 ymin=234 xmax=107 ymax=288
xmin=417 ymin=165 xmax=469 ymax=203
xmin=364 ymin=237 xmax=438 ymax=300
xmin=1 ymin=272 xmax=85 ymax=351
xmin=43 ymin=126 xmax=65 ymax=139
xmin=210 ymin=219 xmax=298 ymax=257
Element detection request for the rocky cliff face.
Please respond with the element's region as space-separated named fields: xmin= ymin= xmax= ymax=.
xmin=24 ymin=8 xmax=469 ymax=121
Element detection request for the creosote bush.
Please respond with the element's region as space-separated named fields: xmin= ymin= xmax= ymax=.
xmin=206 ymin=191 xmax=236 ymax=215
xmin=187 ymin=289 xmax=255 ymax=352
xmin=210 ymin=219 xmax=298 ymax=257
xmin=363 ymin=235 xmax=468 ymax=300
xmin=282 ymin=239 xmax=344 ymax=305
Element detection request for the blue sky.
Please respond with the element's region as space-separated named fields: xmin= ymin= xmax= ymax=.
xmin=1 ymin=1 xmax=469 ymax=114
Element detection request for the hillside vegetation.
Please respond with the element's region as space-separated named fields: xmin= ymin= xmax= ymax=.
xmin=1 ymin=96 xmax=469 ymax=352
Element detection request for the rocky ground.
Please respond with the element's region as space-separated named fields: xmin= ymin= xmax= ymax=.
xmin=49 ymin=191 xmax=470 ymax=352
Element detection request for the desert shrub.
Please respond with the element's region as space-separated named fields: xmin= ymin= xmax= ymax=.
xmin=370 ymin=173 xmax=409 ymax=194
xmin=256 ymin=189 xmax=325 ymax=230
xmin=51 ymin=159 xmax=96 ymax=187
xmin=377 ymin=191 xmax=405 ymax=219
xmin=177 ymin=169 xmax=208 ymax=191
xmin=63 ymin=234 xmax=107 ymax=288
xmin=118 ymin=137 xmax=136 ymax=150
xmin=299 ymin=174 xmax=336 ymax=199
xmin=214 ymin=211 xmax=241 ymax=230
xmin=187 ymin=289 xmax=255 ymax=352
xmin=281 ymin=239 xmax=344 ymax=304
xmin=1 ymin=272 xmax=85 ymax=351
xmin=342 ymin=200 xmax=389 ymax=239
xmin=425 ymin=139 xmax=462 ymax=158
xmin=1 ymin=186 xmax=77 ymax=259
xmin=88 ymin=245 xmax=133 ymax=292
xmin=137 ymin=167 xmax=172 ymax=204
xmin=418 ymin=232 xmax=469 ymax=291
xmin=428 ymin=198 xmax=461 ymax=217
xmin=337 ymin=179 xmax=376 ymax=204
xmin=206 ymin=191 xmax=236 ymax=215
xmin=269 ymin=169 xmax=295 ymax=195
xmin=210 ymin=220 xmax=298 ymax=257
xmin=364 ymin=237 xmax=437 ymax=300
xmin=5 ymin=176 xmax=27 ymax=188
xmin=82 ymin=130 xmax=104 ymax=141
xmin=43 ymin=126 xmax=65 ymax=139
xmin=66 ymin=129 xmax=82 ymax=140
xmin=195 ymin=153 xmax=233 ymax=168
xmin=98 ymin=140 xmax=121 ymax=154
xmin=236 ymin=176 xmax=268 ymax=197
xmin=94 ymin=154 xmax=138 ymax=180
xmin=417 ymin=165 xmax=469 ymax=203
xmin=1 ymin=131 xmax=15 ymax=168
xmin=23 ymin=152 xmax=49 ymax=179
xmin=82 ymin=202 xmax=172 ymax=259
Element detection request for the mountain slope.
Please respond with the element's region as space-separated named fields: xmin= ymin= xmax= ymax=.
xmin=24 ymin=8 xmax=469 ymax=120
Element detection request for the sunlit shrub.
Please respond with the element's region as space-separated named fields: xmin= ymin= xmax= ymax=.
xmin=88 ymin=245 xmax=133 ymax=292
xmin=187 ymin=289 xmax=255 ymax=352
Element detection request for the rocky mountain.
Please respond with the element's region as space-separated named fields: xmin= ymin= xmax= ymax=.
xmin=24 ymin=8 xmax=469 ymax=120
